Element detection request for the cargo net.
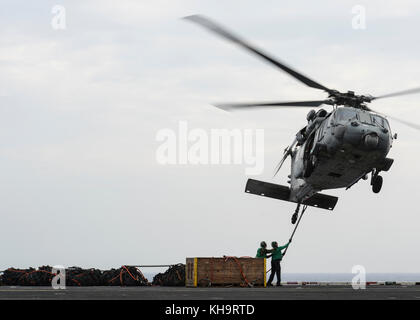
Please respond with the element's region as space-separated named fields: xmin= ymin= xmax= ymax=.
xmin=152 ymin=264 xmax=185 ymax=286
xmin=0 ymin=265 xmax=150 ymax=286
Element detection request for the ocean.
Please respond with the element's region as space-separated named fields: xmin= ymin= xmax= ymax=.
xmin=143 ymin=272 xmax=420 ymax=283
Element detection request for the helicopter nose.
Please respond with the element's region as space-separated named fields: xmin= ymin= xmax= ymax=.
xmin=364 ymin=133 xmax=379 ymax=149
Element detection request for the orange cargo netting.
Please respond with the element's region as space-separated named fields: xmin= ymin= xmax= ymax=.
xmin=222 ymin=256 xmax=252 ymax=287
xmin=1 ymin=266 xmax=149 ymax=286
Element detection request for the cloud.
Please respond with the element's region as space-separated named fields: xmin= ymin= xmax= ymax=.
xmin=0 ymin=0 xmax=420 ymax=272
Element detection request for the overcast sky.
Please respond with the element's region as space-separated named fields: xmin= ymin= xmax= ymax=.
xmin=1 ymin=0 xmax=420 ymax=274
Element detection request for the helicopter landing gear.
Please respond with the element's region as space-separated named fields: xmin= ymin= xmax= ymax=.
xmin=291 ymin=203 xmax=300 ymax=224
xmin=371 ymin=171 xmax=383 ymax=193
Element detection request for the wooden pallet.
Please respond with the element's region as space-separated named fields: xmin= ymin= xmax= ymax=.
xmin=185 ymin=257 xmax=266 ymax=287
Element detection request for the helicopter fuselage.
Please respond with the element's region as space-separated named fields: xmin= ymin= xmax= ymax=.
xmin=185 ymin=15 xmax=420 ymax=215
xmin=289 ymin=107 xmax=394 ymax=203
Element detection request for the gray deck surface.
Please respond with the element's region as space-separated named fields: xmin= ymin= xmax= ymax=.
xmin=1 ymin=285 xmax=420 ymax=300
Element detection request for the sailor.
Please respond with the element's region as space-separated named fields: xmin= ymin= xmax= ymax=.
xmin=296 ymin=109 xmax=318 ymax=145
xmin=266 ymin=240 xmax=291 ymax=286
xmin=305 ymin=109 xmax=327 ymax=136
xmin=255 ymin=241 xmax=271 ymax=258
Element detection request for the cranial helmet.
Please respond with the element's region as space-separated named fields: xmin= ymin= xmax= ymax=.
xmin=307 ymin=109 xmax=316 ymax=121
xmin=317 ymin=109 xmax=327 ymax=117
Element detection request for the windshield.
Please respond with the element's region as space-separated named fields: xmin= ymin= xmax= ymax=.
xmin=358 ymin=111 xmax=371 ymax=124
xmin=371 ymin=114 xmax=383 ymax=126
xmin=371 ymin=114 xmax=390 ymax=129
xmin=335 ymin=108 xmax=357 ymax=121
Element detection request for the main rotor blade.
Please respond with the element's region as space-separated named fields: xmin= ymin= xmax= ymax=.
xmin=215 ymin=100 xmax=333 ymax=111
xmin=372 ymin=87 xmax=420 ymax=100
xmin=385 ymin=115 xmax=420 ymax=131
xmin=183 ymin=15 xmax=331 ymax=92
xmin=367 ymin=107 xmax=420 ymax=131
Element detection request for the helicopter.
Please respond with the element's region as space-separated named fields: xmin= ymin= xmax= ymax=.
xmin=184 ymin=15 xmax=420 ymax=224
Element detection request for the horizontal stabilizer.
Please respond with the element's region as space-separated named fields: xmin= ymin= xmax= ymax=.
xmin=245 ymin=179 xmax=338 ymax=211
xmin=245 ymin=179 xmax=291 ymax=201
xmin=302 ymin=192 xmax=338 ymax=210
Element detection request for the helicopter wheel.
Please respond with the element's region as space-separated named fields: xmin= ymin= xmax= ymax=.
xmin=372 ymin=175 xmax=383 ymax=193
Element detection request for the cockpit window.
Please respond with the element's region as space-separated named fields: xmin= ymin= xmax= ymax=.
xmin=371 ymin=114 xmax=383 ymax=126
xmin=358 ymin=111 xmax=371 ymax=124
xmin=372 ymin=114 xmax=390 ymax=129
xmin=335 ymin=108 xmax=357 ymax=121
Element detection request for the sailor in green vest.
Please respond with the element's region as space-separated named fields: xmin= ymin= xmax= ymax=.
xmin=256 ymin=241 xmax=271 ymax=258
xmin=266 ymin=240 xmax=291 ymax=286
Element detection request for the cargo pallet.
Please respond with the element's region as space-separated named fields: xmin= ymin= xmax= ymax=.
xmin=185 ymin=257 xmax=266 ymax=287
